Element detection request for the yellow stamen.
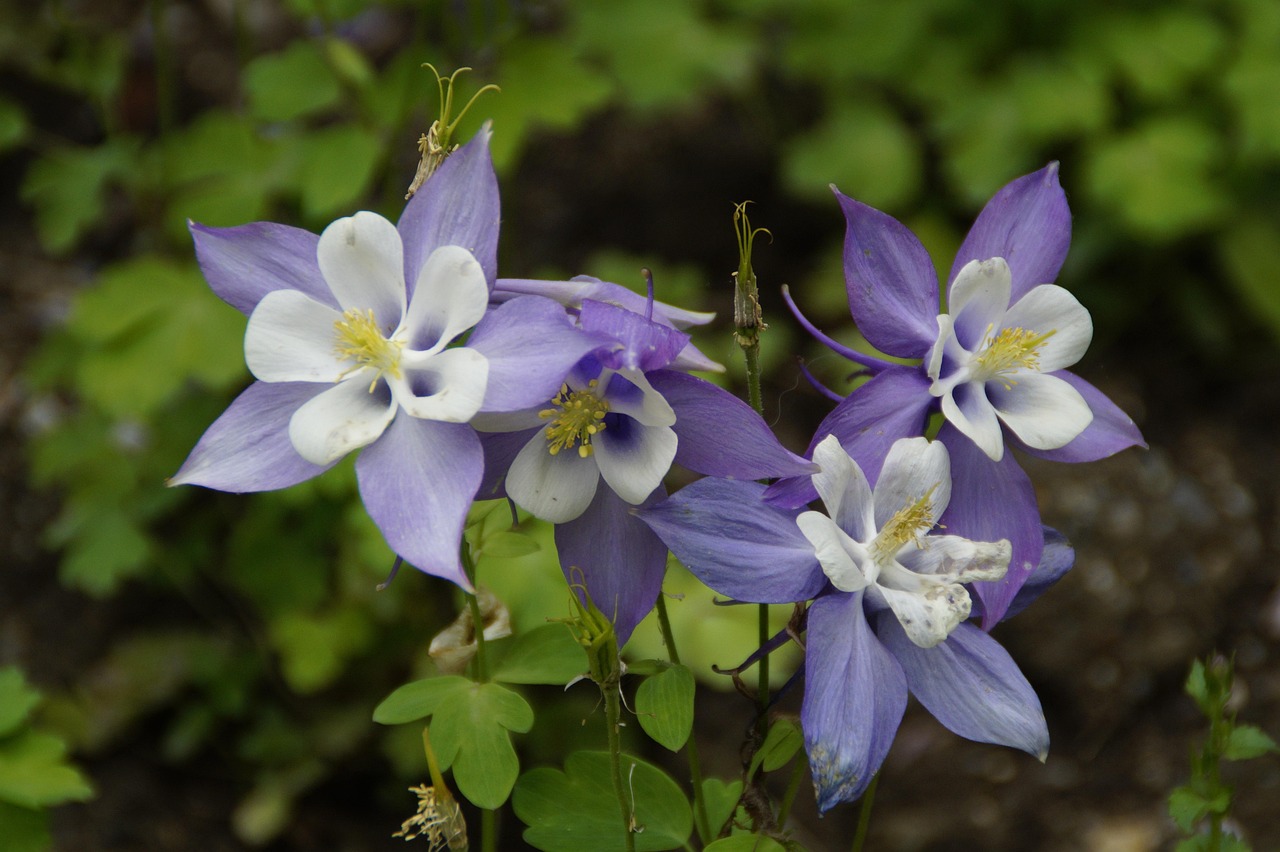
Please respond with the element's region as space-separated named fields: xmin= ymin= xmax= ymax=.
xmin=972 ymin=325 xmax=1056 ymax=388
xmin=871 ymin=484 xmax=939 ymax=561
xmin=539 ymin=381 xmax=609 ymax=458
xmin=333 ymin=308 xmax=404 ymax=391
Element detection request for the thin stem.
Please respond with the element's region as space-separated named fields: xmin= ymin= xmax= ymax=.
xmin=756 ymin=601 xmax=770 ymax=738
xmin=461 ymin=543 xmax=488 ymax=682
xmin=777 ymin=749 xmax=807 ymax=827
xmin=481 ymin=807 xmax=496 ymax=852
xmin=743 ymin=345 xmax=764 ymax=416
xmin=851 ymin=773 xmax=880 ymax=852
xmin=655 ymin=595 xmax=711 ymax=842
xmin=605 ymin=684 xmax=637 ymax=852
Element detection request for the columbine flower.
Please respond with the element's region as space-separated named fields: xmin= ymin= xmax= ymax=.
xmin=641 ymin=435 xmax=1074 ymax=811
xmin=773 ymin=163 xmax=1144 ymax=625
xmin=476 ymin=297 xmax=815 ymax=643
xmin=171 ymin=129 xmax=600 ymax=588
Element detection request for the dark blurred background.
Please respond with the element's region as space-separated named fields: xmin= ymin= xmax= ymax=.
xmin=3 ymin=0 xmax=1279 ymax=849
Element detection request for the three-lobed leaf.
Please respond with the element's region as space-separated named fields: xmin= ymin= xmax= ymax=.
xmin=492 ymin=624 xmax=587 ymax=686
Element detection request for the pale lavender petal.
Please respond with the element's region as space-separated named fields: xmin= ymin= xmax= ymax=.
xmin=637 ymin=478 xmax=826 ymax=603
xmin=579 ymin=300 xmax=689 ymax=373
xmin=875 ymin=614 xmax=1048 ymax=759
xmin=765 ymin=367 xmax=934 ymax=509
xmin=467 ymin=296 xmax=609 ymax=414
xmin=189 ymin=221 xmax=333 ymax=315
xmin=244 ymin=290 xmax=346 ymax=383
xmin=556 ymin=486 xmax=668 ymax=646
xmin=169 ymin=381 xmax=333 ymax=491
xmin=1016 ymin=372 xmax=1146 ymax=463
xmin=950 ymin=163 xmax=1072 ymax=303
xmin=937 ymin=423 xmax=1043 ymax=628
xmin=356 ymin=416 xmax=482 ymax=589
xmin=1000 ymin=527 xmax=1075 ymax=620
xmin=316 ymin=211 xmax=406 ymax=328
xmin=402 ymin=245 xmax=489 ymax=352
xmin=399 ymin=127 xmax=499 ymax=299
xmin=803 ymin=591 xmax=908 ymax=812
xmin=646 ymin=370 xmax=817 ymax=480
xmin=835 ymin=188 xmax=939 ymax=358
xmin=493 ymin=276 xmax=716 ymax=328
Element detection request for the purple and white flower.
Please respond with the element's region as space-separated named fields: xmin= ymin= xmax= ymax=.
xmin=477 ymin=297 xmax=816 ymax=643
xmin=773 ymin=164 xmax=1144 ymax=625
xmin=171 ymin=129 xmax=599 ymax=589
xmin=641 ymin=436 xmax=1071 ymax=811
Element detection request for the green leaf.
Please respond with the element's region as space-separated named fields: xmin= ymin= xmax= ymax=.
xmin=1168 ymin=785 xmax=1211 ymax=833
xmin=635 ymin=664 xmax=694 ymax=751
xmin=699 ymin=778 xmax=744 ymax=843
xmin=55 ymin=509 xmax=150 ymax=596
xmin=0 ymin=98 xmax=28 ymax=152
xmin=492 ymin=625 xmax=586 ymax=686
xmin=269 ymin=607 xmax=373 ymax=694
xmin=480 ymin=531 xmax=542 ymax=560
xmin=0 ymin=669 xmax=41 ymax=739
xmin=748 ymin=718 xmax=803 ymax=776
xmin=244 ymin=40 xmax=343 ymax=122
xmin=430 ymin=683 xmax=533 ymax=808
xmin=0 ymin=801 xmax=50 ymax=852
xmin=1220 ymin=219 xmax=1280 ymax=343
xmin=373 ymin=676 xmax=471 ymax=725
xmin=20 ymin=138 xmax=140 ymax=253
xmin=1224 ymin=725 xmax=1279 ymax=761
xmin=704 ymin=837 xmax=787 ymax=852
xmin=67 ymin=258 xmax=247 ymax=418
xmin=1184 ymin=659 xmax=1209 ymax=710
xmin=0 ymin=731 xmax=94 ymax=808
xmin=513 ymin=751 xmax=692 ymax=851
xmin=295 ymin=125 xmax=382 ymax=219
xmin=783 ymin=99 xmax=920 ymax=209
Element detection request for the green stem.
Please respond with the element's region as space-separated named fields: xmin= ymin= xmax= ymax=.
xmin=461 ymin=543 xmax=488 ymax=682
xmin=481 ymin=807 xmax=496 ymax=852
xmin=851 ymin=773 xmax=880 ymax=852
xmin=605 ymin=684 xmax=637 ymax=852
xmin=743 ymin=344 xmax=763 ymax=416
xmin=742 ymin=330 xmax=769 ymax=743
xmin=777 ymin=749 xmax=807 ymax=827
xmin=655 ymin=595 xmax=711 ymax=842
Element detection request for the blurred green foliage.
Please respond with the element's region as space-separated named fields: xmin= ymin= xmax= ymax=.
xmin=6 ymin=0 xmax=1280 ymax=846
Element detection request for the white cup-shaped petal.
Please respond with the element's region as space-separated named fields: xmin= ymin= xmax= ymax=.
xmin=287 ymin=378 xmax=397 ymax=465
xmin=317 ymin=211 xmax=407 ymax=331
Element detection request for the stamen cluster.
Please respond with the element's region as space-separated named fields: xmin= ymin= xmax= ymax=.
xmin=539 ymin=381 xmax=609 ymax=457
xmin=333 ymin=308 xmax=404 ymax=389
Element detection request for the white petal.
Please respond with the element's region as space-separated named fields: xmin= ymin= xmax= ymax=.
xmin=403 ymin=245 xmax=489 ymax=353
xmin=288 ymin=379 xmax=396 ymax=465
xmin=947 ymin=258 xmax=1011 ymax=351
xmin=941 ymin=381 xmax=1005 ymax=461
xmin=317 ymin=212 xmax=406 ymax=330
xmin=391 ymin=347 xmax=489 ymax=423
xmin=898 ymin=535 xmax=1010 ymax=583
xmin=592 ymin=418 xmax=677 ymax=504
xmin=797 ymin=511 xmax=870 ymax=592
xmin=988 ymin=370 xmax=1093 ymax=450
xmin=1000 ymin=284 xmax=1092 ymax=372
xmin=601 ymin=370 xmax=676 ymax=427
xmin=245 ymin=289 xmax=347 ymax=382
xmin=876 ymin=582 xmax=971 ymax=648
xmin=810 ymin=435 xmax=875 ymax=542
xmin=506 ymin=434 xmax=600 ymax=523
xmin=872 ymin=437 xmax=951 ymax=530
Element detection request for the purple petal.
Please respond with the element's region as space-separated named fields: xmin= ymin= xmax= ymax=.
xmin=399 ymin=126 xmax=500 ymax=300
xmin=875 ymin=614 xmax=1048 ymax=759
xmin=189 ymin=221 xmax=332 ymax=315
xmin=803 ymin=591 xmax=907 ymax=812
xmin=494 ymin=276 xmax=716 ymax=328
xmin=356 ymin=416 xmax=482 ymax=589
xmin=637 ymin=478 xmax=826 ymax=604
xmin=765 ymin=367 xmax=934 ymax=508
xmin=1000 ymin=526 xmax=1075 ymax=620
xmin=579 ymin=300 xmax=689 ymax=373
xmin=936 ymin=423 xmax=1044 ymax=628
xmin=835 ymin=188 xmax=939 ymax=358
xmin=555 ymin=486 xmax=668 ymax=646
xmin=170 ymin=381 xmax=333 ymax=491
xmin=1016 ymin=371 xmax=1146 ymax=463
xmin=477 ymin=428 xmax=539 ymax=500
xmin=949 ymin=163 xmax=1072 ymax=304
xmin=646 ymin=371 xmax=817 ymax=479
xmin=467 ymin=296 xmax=610 ymax=414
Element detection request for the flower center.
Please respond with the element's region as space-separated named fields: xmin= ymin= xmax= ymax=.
xmin=334 ymin=308 xmax=404 ymax=390
xmin=870 ymin=485 xmax=938 ymax=562
xmin=539 ymin=382 xmax=609 ymax=458
xmin=970 ymin=325 xmax=1055 ymax=386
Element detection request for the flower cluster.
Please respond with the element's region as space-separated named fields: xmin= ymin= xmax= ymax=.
xmin=174 ymin=124 xmax=1142 ymax=816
